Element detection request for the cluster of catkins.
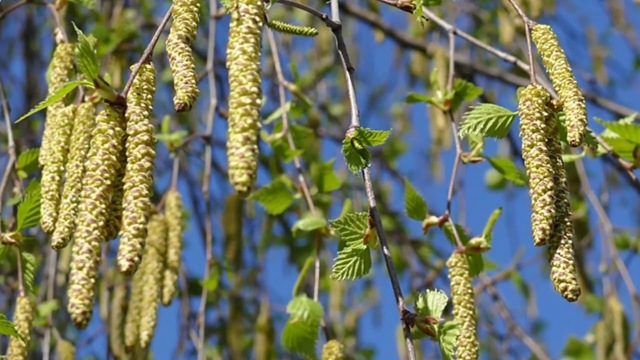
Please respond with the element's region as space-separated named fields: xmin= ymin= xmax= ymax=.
xmin=517 ymin=23 xmax=584 ymax=302
xmin=109 ymin=191 xmax=184 ymax=358
xmin=447 ymin=251 xmax=479 ymax=360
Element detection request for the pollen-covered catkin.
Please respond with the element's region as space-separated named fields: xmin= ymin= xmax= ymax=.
xmin=124 ymin=258 xmax=145 ymax=349
xmin=41 ymin=104 xmax=77 ymax=233
xmin=118 ymin=63 xmax=157 ymax=276
xmin=106 ymin=145 xmax=126 ymax=241
xmin=226 ymin=0 xmax=264 ymax=197
xmin=68 ymin=105 xmax=126 ymax=329
xmin=321 ymin=340 xmax=346 ymax=360
xmin=518 ymin=84 xmax=556 ymax=246
xmin=109 ymin=277 xmax=127 ymax=359
xmin=532 ymin=24 xmax=587 ymax=147
xmin=161 ymin=190 xmax=183 ymax=306
xmin=544 ymin=102 xmax=581 ymax=302
xmin=6 ymin=295 xmax=34 ymax=360
xmin=447 ymin=251 xmax=479 ymax=360
xmin=52 ymin=102 xmax=96 ymax=250
xmin=166 ymin=0 xmax=200 ymax=112
xmin=138 ymin=214 xmax=167 ymax=348
xmin=41 ymin=42 xmax=75 ymax=167
xmin=267 ymin=20 xmax=319 ymax=37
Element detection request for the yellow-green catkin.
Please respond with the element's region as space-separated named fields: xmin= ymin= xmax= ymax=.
xmin=544 ymin=101 xmax=581 ymax=302
xmin=118 ymin=63 xmax=157 ymax=275
xmin=226 ymin=0 xmax=264 ymax=197
xmin=6 ymin=295 xmax=34 ymax=360
xmin=166 ymin=0 xmax=200 ymax=112
xmin=109 ymin=278 xmax=127 ymax=359
xmin=447 ymin=251 xmax=479 ymax=360
xmin=124 ymin=259 xmax=145 ymax=349
xmin=532 ymin=24 xmax=587 ymax=147
xmin=161 ymin=190 xmax=183 ymax=306
xmin=52 ymin=102 xmax=96 ymax=250
xmin=41 ymin=42 xmax=75 ymax=167
xmin=41 ymin=104 xmax=77 ymax=233
xmin=321 ymin=340 xmax=346 ymax=360
xmin=56 ymin=340 xmax=76 ymax=360
xmin=518 ymin=84 xmax=556 ymax=247
xmin=68 ymin=105 xmax=126 ymax=329
xmin=138 ymin=214 xmax=167 ymax=348
xmin=106 ymin=145 xmax=126 ymax=241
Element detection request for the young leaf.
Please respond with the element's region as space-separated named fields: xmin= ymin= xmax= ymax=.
xmin=596 ymin=118 xmax=640 ymax=145
xmin=0 ymin=313 xmax=22 ymax=341
xmin=405 ymin=92 xmax=433 ymax=104
xmin=357 ymin=127 xmax=392 ymax=147
xmin=21 ymin=252 xmax=36 ymax=296
xmin=16 ymin=180 xmax=41 ymax=231
xmin=292 ymin=214 xmax=327 ymax=234
xmin=416 ymin=289 xmax=448 ymax=319
xmin=449 ymin=78 xmax=483 ymax=112
xmin=329 ymin=212 xmax=369 ymax=249
xmin=281 ymin=295 xmax=323 ymax=359
xmin=486 ymin=157 xmax=528 ymax=187
xmin=437 ymin=320 xmax=459 ymax=360
xmin=404 ymin=178 xmax=428 ymax=221
xmin=16 ymin=148 xmax=40 ymax=178
xmin=311 ymin=159 xmax=341 ymax=193
xmin=459 ymin=104 xmax=517 ymax=139
xmin=73 ymin=23 xmax=100 ymax=81
xmin=15 ymin=80 xmax=90 ymax=123
xmin=249 ymin=177 xmax=295 ymax=215
xmin=342 ymin=136 xmax=370 ymax=173
xmin=331 ymin=246 xmax=372 ymax=281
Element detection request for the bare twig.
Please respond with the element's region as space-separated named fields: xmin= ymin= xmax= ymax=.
xmin=0 ymin=0 xmax=30 ymax=21
xmin=504 ymin=0 xmax=536 ymax=82
xmin=0 ymin=79 xmax=16 ymax=211
xmin=122 ymin=6 xmax=173 ymax=97
xmin=196 ymin=0 xmax=217 ymax=358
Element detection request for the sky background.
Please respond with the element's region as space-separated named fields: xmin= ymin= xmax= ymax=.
xmin=2 ymin=0 xmax=640 ymax=359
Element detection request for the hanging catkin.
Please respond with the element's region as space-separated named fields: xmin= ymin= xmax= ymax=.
xmin=68 ymin=104 xmax=126 ymax=329
xmin=226 ymin=0 xmax=264 ymax=197
xmin=321 ymin=340 xmax=346 ymax=360
xmin=166 ymin=0 xmax=200 ymax=111
xmin=447 ymin=251 xmax=479 ymax=360
xmin=124 ymin=258 xmax=145 ymax=349
xmin=41 ymin=104 xmax=77 ymax=233
xmin=161 ymin=190 xmax=183 ymax=306
xmin=41 ymin=42 xmax=75 ymax=167
xmin=52 ymin=102 xmax=96 ymax=250
xmin=105 ymin=145 xmax=126 ymax=241
xmin=544 ymin=101 xmax=582 ymax=302
xmin=532 ymin=24 xmax=587 ymax=147
xmin=118 ymin=63 xmax=157 ymax=275
xmin=6 ymin=295 xmax=34 ymax=360
xmin=518 ymin=84 xmax=556 ymax=247
xmin=109 ymin=277 xmax=127 ymax=359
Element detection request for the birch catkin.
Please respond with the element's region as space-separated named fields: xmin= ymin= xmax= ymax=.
xmin=161 ymin=190 xmax=183 ymax=306
xmin=447 ymin=251 xmax=479 ymax=360
xmin=518 ymin=84 xmax=556 ymax=246
xmin=52 ymin=102 xmax=96 ymax=250
xmin=41 ymin=104 xmax=77 ymax=233
xmin=226 ymin=0 xmax=264 ymax=197
xmin=6 ymin=295 xmax=34 ymax=360
xmin=532 ymin=24 xmax=587 ymax=147
xmin=109 ymin=278 xmax=127 ymax=359
xmin=118 ymin=63 xmax=157 ymax=275
xmin=68 ymin=105 xmax=126 ymax=329
xmin=321 ymin=340 xmax=346 ymax=360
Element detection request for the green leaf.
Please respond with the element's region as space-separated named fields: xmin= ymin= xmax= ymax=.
xmin=202 ymin=266 xmax=220 ymax=293
xmin=16 ymin=148 xmax=40 ymax=178
xmin=404 ymin=178 xmax=428 ymax=221
xmin=562 ymin=152 xmax=586 ymax=163
xmin=598 ymin=136 xmax=637 ymax=163
xmin=481 ymin=207 xmax=502 ymax=244
xmin=281 ymin=295 xmax=323 ymax=359
xmin=21 ymin=252 xmax=36 ymax=296
xmin=73 ymin=23 xmax=100 ymax=81
xmin=416 ymin=289 xmax=448 ymax=319
xmin=357 ymin=127 xmax=392 ymax=147
xmin=37 ymin=299 xmax=60 ymax=318
xmin=15 ymin=80 xmax=90 ymax=123
xmin=405 ymin=92 xmax=432 ymax=104
xmin=459 ymin=104 xmax=517 ymax=139
xmin=563 ymin=336 xmax=594 ymax=360
xmin=0 ymin=244 xmax=9 ymax=261
xmin=436 ymin=320 xmax=459 ymax=360
xmin=69 ymin=0 xmax=96 ymax=8
xmin=16 ymin=180 xmax=41 ymax=231
xmin=311 ymin=159 xmax=341 ymax=193
xmin=331 ymin=246 xmax=371 ymax=281
xmin=342 ymin=136 xmax=370 ymax=173
xmin=596 ymin=117 xmax=640 ymax=145
xmin=449 ymin=78 xmax=483 ymax=112
xmin=292 ymin=214 xmax=327 ymax=234
xmin=486 ymin=157 xmax=528 ymax=186
xmin=267 ymin=123 xmax=314 ymax=163
xmin=0 ymin=313 xmax=22 ymax=341
xmin=249 ymin=177 xmax=295 ymax=215
xmin=329 ymin=212 xmax=369 ymax=249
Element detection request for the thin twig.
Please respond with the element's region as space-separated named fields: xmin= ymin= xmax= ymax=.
xmin=46 ymin=3 xmax=67 ymax=43
xmin=42 ymin=248 xmax=58 ymax=360
xmin=171 ymin=155 xmax=180 ymax=190
xmin=504 ymin=0 xmax=536 ymax=82
xmin=0 ymin=0 xmax=29 ymax=21
xmin=121 ymin=6 xmax=173 ymax=97
xmin=15 ymin=247 xmax=24 ymax=296
xmin=0 ymin=79 xmax=16 ymax=211
xmin=196 ymin=0 xmax=217 ymax=358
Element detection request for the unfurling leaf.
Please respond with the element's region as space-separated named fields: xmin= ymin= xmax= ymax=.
xmin=281 ymin=295 xmax=323 ymax=359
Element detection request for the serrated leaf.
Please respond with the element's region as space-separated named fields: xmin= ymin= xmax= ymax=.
xmin=459 ymin=104 xmax=517 ymax=139
xmin=16 ymin=148 xmax=40 ymax=177
xmin=596 ymin=118 xmax=640 ymax=145
xmin=21 ymin=252 xmax=36 ymax=296
xmin=449 ymin=78 xmax=483 ymax=112
xmin=416 ymin=289 xmax=448 ymax=319
xmin=481 ymin=207 xmax=502 ymax=244
xmin=331 ymin=246 xmax=371 ymax=281
xmin=486 ymin=157 xmax=528 ymax=186
xmin=16 ymin=180 xmax=41 ymax=231
xmin=15 ymin=80 xmax=90 ymax=123
xmin=73 ymin=23 xmax=100 ymax=81
xmin=311 ymin=159 xmax=341 ymax=193
xmin=0 ymin=313 xmax=22 ymax=341
xmin=293 ymin=214 xmax=327 ymax=234
xmin=404 ymin=178 xmax=428 ymax=221
xmin=281 ymin=295 xmax=323 ymax=359
xmin=250 ymin=177 xmax=295 ymax=215
xmin=437 ymin=320 xmax=459 ymax=360
xmin=357 ymin=127 xmax=392 ymax=147
xmin=598 ymin=136 xmax=637 ymax=163
xmin=329 ymin=212 xmax=369 ymax=249
xmin=342 ymin=136 xmax=370 ymax=173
